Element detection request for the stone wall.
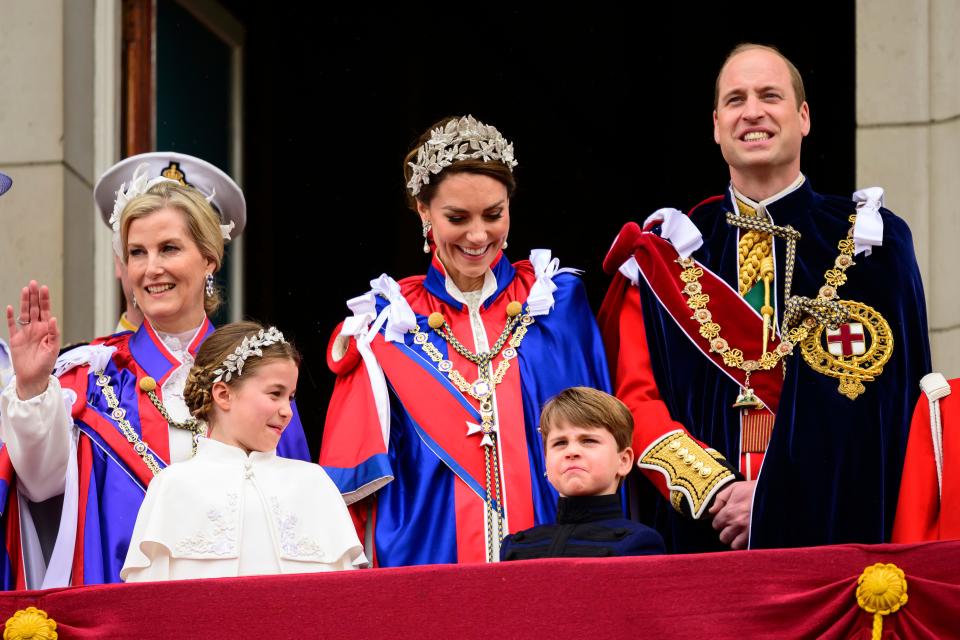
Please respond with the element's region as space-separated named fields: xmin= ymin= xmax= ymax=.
xmin=857 ymin=0 xmax=960 ymax=377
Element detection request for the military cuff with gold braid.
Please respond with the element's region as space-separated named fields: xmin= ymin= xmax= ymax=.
xmin=637 ymin=430 xmax=739 ymax=519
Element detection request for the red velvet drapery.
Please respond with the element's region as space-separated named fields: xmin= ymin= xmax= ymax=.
xmin=1 ymin=541 xmax=957 ymax=639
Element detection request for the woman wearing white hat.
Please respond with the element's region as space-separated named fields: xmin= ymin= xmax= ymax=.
xmin=319 ymin=116 xmax=611 ymax=566
xmin=0 ymin=153 xmax=310 ymax=588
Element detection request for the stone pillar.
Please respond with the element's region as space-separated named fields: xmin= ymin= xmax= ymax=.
xmin=0 ymin=1 xmax=68 ymax=336
xmin=857 ymin=0 xmax=960 ymax=377
xmin=0 ymin=0 xmax=117 ymax=345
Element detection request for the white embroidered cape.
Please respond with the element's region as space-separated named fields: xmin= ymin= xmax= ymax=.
xmin=121 ymin=437 xmax=365 ymax=582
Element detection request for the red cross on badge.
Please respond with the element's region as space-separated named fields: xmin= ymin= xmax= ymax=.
xmin=826 ymin=322 xmax=866 ymax=357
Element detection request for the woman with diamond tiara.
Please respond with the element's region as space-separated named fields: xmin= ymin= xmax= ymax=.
xmin=0 ymin=153 xmax=310 ymax=588
xmin=121 ymin=322 xmax=364 ymax=581
xmin=320 ymin=115 xmax=611 ymax=565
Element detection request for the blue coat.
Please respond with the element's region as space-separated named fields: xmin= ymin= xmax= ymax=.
xmin=500 ymin=494 xmax=665 ymax=559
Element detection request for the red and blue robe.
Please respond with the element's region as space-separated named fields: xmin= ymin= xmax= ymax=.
xmin=320 ymin=252 xmax=610 ymax=566
xmin=600 ymin=181 xmax=931 ymax=551
xmin=0 ymin=318 xmax=310 ymax=588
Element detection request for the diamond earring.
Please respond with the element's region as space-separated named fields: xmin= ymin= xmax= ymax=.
xmin=205 ymin=273 xmax=215 ymax=298
xmin=422 ymin=220 xmax=432 ymax=254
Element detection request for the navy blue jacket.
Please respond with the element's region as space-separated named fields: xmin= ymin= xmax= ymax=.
xmin=500 ymin=494 xmax=666 ymax=560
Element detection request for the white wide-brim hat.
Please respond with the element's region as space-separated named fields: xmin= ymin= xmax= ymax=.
xmin=94 ymin=152 xmax=246 ymax=241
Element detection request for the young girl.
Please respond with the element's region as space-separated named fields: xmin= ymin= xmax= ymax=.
xmin=121 ymin=321 xmax=365 ymax=581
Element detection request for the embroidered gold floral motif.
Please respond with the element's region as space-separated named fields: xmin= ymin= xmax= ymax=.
xmin=698 ymin=322 xmax=721 ymax=339
xmin=638 ymin=432 xmax=735 ymax=519
xmin=686 ymin=293 xmax=710 ymax=309
xmin=824 ymin=268 xmax=847 ymax=287
xmin=683 ymin=206 xmax=892 ymax=401
xmin=677 ymin=256 xmax=793 ymax=381
xmin=721 ymin=349 xmax=745 ymax=367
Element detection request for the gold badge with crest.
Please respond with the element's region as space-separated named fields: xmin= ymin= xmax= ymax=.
xmin=781 ymin=213 xmax=894 ymax=400
xmin=794 ymin=301 xmax=893 ymax=399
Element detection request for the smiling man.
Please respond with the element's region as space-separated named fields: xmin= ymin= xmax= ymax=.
xmin=599 ymin=43 xmax=931 ymax=552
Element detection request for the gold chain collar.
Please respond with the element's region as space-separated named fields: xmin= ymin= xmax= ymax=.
xmin=783 ymin=214 xmax=860 ymax=343
xmin=411 ymin=305 xmax=533 ymax=442
xmin=678 ymin=213 xmax=860 ymax=404
xmin=138 ymin=376 xmax=207 ymax=455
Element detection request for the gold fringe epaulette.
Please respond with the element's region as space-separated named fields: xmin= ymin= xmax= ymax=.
xmin=638 ymin=431 xmax=736 ymax=519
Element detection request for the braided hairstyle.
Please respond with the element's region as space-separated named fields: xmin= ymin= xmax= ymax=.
xmin=183 ymin=321 xmax=301 ymax=424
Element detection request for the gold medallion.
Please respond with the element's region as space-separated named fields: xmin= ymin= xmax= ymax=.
xmin=799 ymin=300 xmax=893 ymax=399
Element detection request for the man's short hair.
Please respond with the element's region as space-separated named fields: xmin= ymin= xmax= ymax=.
xmin=539 ymin=386 xmax=633 ymax=451
xmin=714 ymin=43 xmax=806 ymax=109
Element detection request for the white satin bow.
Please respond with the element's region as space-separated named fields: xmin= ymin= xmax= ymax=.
xmin=643 ymin=207 xmax=703 ymax=259
xmin=337 ymin=289 xmax=393 ymax=449
xmin=526 ymin=249 xmax=582 ymax=316
xmin=368 ymin=274 xmax=417 ymax=342
xmin=852 ymin=187 xmax=885 ymax=256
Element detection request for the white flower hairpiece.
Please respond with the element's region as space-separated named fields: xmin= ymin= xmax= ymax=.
xmin=212 ymin=327 xmax=287 ymax=383
xmin=110 ymin=163 xmax=177 ymax=256
xmin=406 ymin=115 xmax=518 ymax=196
xmin=110 ymin=163 xmax=236 ymax=256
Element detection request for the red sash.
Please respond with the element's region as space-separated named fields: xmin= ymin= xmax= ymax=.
xmin=632 ymin=233 xmax=783 ymax=414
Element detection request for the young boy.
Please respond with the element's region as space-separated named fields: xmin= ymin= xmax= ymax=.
xmin=500 ymin=386 xmax=665 ymax=560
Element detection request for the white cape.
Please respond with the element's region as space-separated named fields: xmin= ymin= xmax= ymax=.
xmin=122 ymin=437 xmax=365 ymax=582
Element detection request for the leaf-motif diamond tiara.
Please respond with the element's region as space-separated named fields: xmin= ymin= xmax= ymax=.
xmin=212 ymin=327 xmax=287 ymax=383
xmin=406 ymin=115 xmax=518 ymax=196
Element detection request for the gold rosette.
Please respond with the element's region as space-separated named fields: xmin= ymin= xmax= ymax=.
xmin=3 ymin=606 xmax=58 ymax=640
xmin=856 ymin=563 xmax=908 ymax=640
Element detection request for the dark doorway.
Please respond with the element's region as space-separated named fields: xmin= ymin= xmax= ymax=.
xmin=221 ymin=5 xmax=856 ymax=458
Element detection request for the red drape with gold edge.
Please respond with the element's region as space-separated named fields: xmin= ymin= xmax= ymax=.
xmin=0 ymin=542 xmax=957 ymax=639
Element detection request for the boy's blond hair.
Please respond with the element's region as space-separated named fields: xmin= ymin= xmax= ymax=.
xmin=539 ymin=387 xmax=633 ymax=451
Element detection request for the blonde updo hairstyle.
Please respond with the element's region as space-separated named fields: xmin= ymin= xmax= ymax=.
xmin=119 ymin=181 xmax=226 ymax=316
xmin=183 ymin=321 xmax=301 ymax=426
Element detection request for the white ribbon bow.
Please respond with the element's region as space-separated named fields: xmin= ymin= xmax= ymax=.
xmin=368 ymin=274 xmax=417 ymax=342
xmin=852 ymin=187 xmax=885 ymax=256
xmin=338 ymin=292 xmax=390 ymax=448
xmin=618 ymin=257 xmax=641 ymax=286
xmin=643 ymin=207 xmax=703 ymax=259
xmin=526 ymin=249 xmax=582 ymax=317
